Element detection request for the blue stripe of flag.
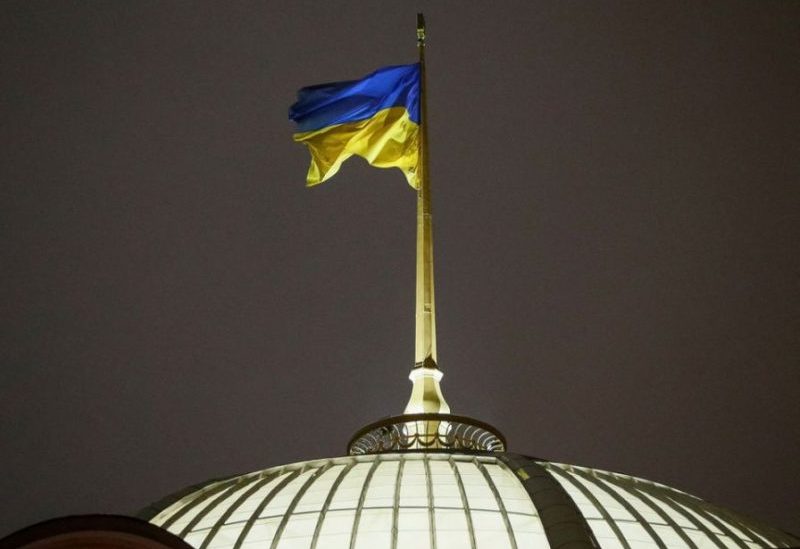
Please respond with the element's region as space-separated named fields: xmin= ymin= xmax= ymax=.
xmin=289 ymin=64 xmax=420 ymax=133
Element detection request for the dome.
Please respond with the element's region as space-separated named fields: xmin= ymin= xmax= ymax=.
xmin=141 ymin=451 xmax=798 ymax=549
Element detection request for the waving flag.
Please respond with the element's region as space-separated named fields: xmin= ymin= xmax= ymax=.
xmin=289 ymin=63 xmax=421 ymax=188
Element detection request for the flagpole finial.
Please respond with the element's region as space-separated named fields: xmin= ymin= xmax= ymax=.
xmin=417 ymin=13 xmax=426 ymax=45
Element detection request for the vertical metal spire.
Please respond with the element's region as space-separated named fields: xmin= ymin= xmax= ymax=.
xmin=405 ymin=13 xmax=450 ymax=415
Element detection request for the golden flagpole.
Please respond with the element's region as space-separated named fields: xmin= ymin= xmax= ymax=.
xmin=405 ymin=13 xmax=450 ymax=415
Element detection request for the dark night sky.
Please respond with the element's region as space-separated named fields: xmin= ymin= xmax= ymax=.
xmin=1 ymin=0 xmax=798 ymax=540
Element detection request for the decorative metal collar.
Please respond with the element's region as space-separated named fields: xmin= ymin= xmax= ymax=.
xmin=348 ymin=413 xmax=506 ymax=455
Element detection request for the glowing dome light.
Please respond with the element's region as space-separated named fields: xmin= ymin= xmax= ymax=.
xmin=142 ymin=453 xmax=798 ymax=549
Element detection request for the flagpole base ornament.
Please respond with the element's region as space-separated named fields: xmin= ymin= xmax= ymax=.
xmin=403 ymin=364 xmax=450 ymax=414
xmin=347 ymin=413 xmax=506 ymax=455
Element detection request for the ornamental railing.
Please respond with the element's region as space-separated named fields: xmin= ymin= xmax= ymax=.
xmin=348 ymin=413 xmax=506 ymax=455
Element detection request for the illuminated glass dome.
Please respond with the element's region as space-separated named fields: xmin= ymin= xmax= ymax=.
xmin=142 ymin=449 xmax=798 ymax=549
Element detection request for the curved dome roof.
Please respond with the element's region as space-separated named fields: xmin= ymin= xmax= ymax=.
xmin=142 ymin=452 xmax=798 ymax=549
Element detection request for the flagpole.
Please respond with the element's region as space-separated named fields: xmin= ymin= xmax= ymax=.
xmin=405 ymin=13 xmax=450 ymax=415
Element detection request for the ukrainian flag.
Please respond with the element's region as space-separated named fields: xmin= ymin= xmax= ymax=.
xmin=289 ymin=63 xmax=421 ymax=188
